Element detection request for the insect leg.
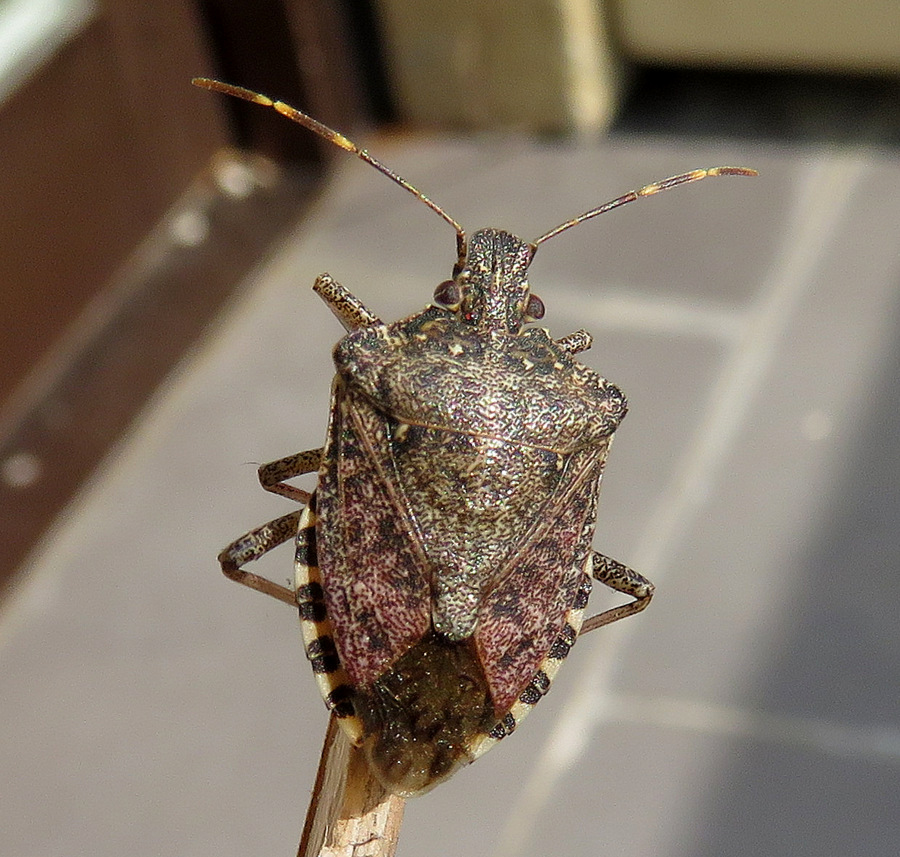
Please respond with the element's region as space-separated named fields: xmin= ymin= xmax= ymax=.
xmin=580 ymin=553 xmax=655 ymax=634
xmin=218 ymin=510 xmax=303 ymax=606
xmin=313 ymin=273 xmax=382 ymax=331
xmin=555 ymin=329 xmax=593 ymax=355
xmin=257 ymin=447 xmax=322 ymax=501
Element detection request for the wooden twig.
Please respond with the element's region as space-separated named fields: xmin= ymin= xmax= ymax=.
xmin=298 ymin=715 xmax=406 ymax=857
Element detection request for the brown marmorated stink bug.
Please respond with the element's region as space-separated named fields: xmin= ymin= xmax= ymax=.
xmin=200 ymin=79 xmax=756 ymax=797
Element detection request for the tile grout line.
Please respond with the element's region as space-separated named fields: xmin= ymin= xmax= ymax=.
xmin=556 ymin=289 xmax=748 ymax=342
xmin=491 ymin=151 xmax=870 ymax=857
xmin=606 ymin=693 xmax=900 ymax=765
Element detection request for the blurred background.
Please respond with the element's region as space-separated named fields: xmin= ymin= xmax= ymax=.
xmin=1 ymin=2 xmax=899 ymax=856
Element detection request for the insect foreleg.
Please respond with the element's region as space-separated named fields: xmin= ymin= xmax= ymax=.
xmin=313 ymin=273 xmax=382 ymax=332
xmin=580 ymin=553 xmax=655 ymax=634
xmin=555 ymin=329 xmax=593 ymax=355
xmin=218 ymin=510 xmax=303 ymax=606
xmin=258 ymin=447 xmax=323 ymax=501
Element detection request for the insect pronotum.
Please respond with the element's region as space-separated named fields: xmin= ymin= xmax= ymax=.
xmin=201 ymin=78 xmax=756 ymax=807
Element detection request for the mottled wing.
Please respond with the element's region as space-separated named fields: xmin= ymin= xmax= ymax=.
xmin=315 ymin=377 xmax=431 ymax=690
xmin=475 ymin=443 xmax=608 ymax=712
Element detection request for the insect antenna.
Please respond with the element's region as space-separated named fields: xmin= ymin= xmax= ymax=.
xmin=192 ymin=78 xmax=468 ymax=272
xmin=532 ymin=166 xmax=758 ymax=249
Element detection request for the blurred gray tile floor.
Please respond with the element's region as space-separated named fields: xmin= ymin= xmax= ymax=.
xmin=2 ymin=133 xmax=899 ymax=857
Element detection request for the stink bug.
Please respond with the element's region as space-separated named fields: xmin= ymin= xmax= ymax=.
xmin=202 ymin=78 xmax=756 ymax=797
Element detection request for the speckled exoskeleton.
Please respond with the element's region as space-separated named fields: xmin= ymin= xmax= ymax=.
xmin=202 ymin=79 xmax=756 ymax=797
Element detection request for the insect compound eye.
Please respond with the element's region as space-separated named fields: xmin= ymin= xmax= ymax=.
xmin=524 ymin=293 xmax=545 ymax=321
xmin=433 ymin=279 xmax=463 ymax=309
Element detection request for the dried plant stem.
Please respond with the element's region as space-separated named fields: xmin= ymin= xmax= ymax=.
xmin=298 ymin=715 xmax=406 ymax=857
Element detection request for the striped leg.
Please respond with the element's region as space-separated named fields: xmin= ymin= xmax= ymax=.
xmin=580 ymin=553 xmax=655 ymax=635
xmin=257 ymin=447 xmax=322 ymax=501
xmin=218 ymin=510 xmax=303 ymax=606
xmin=218 ymin=446 xmax=323 ymax=605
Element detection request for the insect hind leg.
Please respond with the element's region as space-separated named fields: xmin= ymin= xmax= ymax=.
xmin=220 ymin=449 xmax=321 ymax=604
xmin=580 ymin=552 xmax=654 ymax=634
xmin=218 ymin=510 xmax=303 ymax=606
xmin=258 ymin=447 xmax=322 ymax=501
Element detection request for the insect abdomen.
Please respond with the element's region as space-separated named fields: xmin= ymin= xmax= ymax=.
xmin=295 ymin=495 xmax=365 ymax=743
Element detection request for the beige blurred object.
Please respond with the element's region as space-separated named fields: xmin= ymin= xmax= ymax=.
xmin=298 ymin=716 xmax=405 ymax=857
xmin=613 ymin=0 xmax=900 ymax=72
xmin=374 ymin=0 xmax=626 ymax=133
